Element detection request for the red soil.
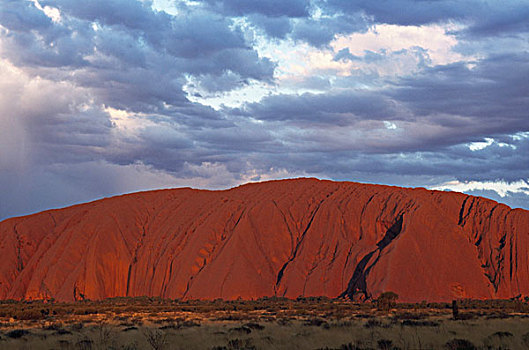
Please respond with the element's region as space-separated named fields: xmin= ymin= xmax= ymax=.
xmin=1 ymin=178 xmax=528 ymax=302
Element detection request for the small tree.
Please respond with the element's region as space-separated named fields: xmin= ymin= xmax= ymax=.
xmin=376 ymin=291 xmax=399 ymax=312
xmin=143 ymin=328 xmax=167 ymax=350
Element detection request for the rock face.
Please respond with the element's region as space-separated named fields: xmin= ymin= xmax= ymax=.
xmin=1 ymin=178 xmax=529 ymax=302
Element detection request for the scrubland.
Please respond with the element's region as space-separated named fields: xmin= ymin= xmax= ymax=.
xmin=1 ymin=297 xmax=529 ymax=349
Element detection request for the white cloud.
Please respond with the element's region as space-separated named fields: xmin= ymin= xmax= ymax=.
xmin=31 ymin=0 xmax=62 ymax=23
xmin=105 ymin=107 xmax=157 ymax=136
xmin=241 ymin=22 xmax=474 ymax=104
xmin=467 ymin=137 xmax=517 ymax=151
xmin=332 ymin=23 xmax=470 ymax=66
xmin=383 ymin=121 xmax=397 ymax=130
xmin=432 ymin=179 xmax=529 ymax=198
xmin=183 ymin=75 xmax=276 ymax=110
xmin=512 ymin=132 xmax=529 ymax=141
xmin=468 ymin=137 xmax=494 ymax=151
xmin=181 ymin=161 xmax=306 ymax=189
xmin=185 ymin=20 xmax=475 ymax=109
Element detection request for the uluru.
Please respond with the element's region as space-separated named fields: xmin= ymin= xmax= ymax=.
xmin=1 ymin=178 xmax=528 ymax=303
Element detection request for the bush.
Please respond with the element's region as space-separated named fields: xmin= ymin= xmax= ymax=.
xmin=244 ymin=322 xmax=264 ymax=330
xmin=401 ymin=320 xmax=440 ymax=327
xmin=229 ymin=326 xmax=252 ymax=334
xmin=143 ymin=328 xmax=167 ymax=350
xmin=365 ymin=319 xmax=382 ymax=328
xmin=226 ymin=338 xmax=256 ymax=350
xmin=6 ymin=329 xmax=30 ymax=339
xmin=364 ymin=319 xmax=390 ymax=328
xmin=489 ymin=331 xmax=513 ymax=338
xmin=14 ymin=309 xmax=45 ymax=320
xmin=377 ymin=292 xmax=399 ymax=312
xmin=43 ymin=322 xmax=63 ymax=331
xmin=71 ymin=322 xmax=84 ymax=331
xmin=55 ymin=328 xmax=72 ymax=335
xmin=484 ymin=331 xmax=515 ymax=349
xmin=304 ymin=318 xmax=328 ymax=327
xmin=75 ymin=338 xmax=94 ymax=350
xmin=444 ymin=338 xmax=476 ymax=350
xmin=522 ymin=332 xmax=529 ymax=347
xmin=377 ymin=339 xmax=394 ymax=350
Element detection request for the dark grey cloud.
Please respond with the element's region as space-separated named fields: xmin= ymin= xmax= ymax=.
xmin=4 ymin=0 xmax=274 ymax=107
xmin=238 ymin=135 xmax=529 ymax=186
xmin=1 ymin=0 xmax=529 ymax=222
xmin=333 ymin=47 xmax=431 ymax=69
xmin=466 ymin=6 xmax=529 ymax=37
xmin=238 ymin=91 xmax=397 ymax=125
xmin=326 ymin=0 xmax=472 ymax=26
xmin=290 ymin=14 xmax=369 ymax=47
xmin=1 ymin=13 xmax=92 ymax=68
xmin=333 ymin=48 xmax=360 ymax=62
xmin=190 ymin=0 xmax=528 ymax=47
xmin=0 ymin=0 xmax=53 ymax=32
xmin=0 ymin=0 xmax=275 ymax=219
xmin=255 ymin=51 xmax=529 ymax=146
xmin=198 ymin=0 xmax=311 ymax=18
xmin=247 ymin=14 xmax=292 ymax=39
xmin=391 ymin=53 xmax=529 ymax=134
xmin=196 ymin=0 xmax=371 ymax=46
xmin=41 ymin=0 xmax=160 ymax=29
xmin=326 ymin=0 xmax=529 ymax=38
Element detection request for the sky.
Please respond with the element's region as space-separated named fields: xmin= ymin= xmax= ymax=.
xmin=0 ymin=0 xmax=528 ymax=220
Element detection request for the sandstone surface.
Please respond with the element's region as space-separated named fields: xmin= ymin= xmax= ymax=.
xmin=1 ymin=178 xmax=528 ymax=302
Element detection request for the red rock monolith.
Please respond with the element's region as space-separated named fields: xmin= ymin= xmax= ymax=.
xmin=1 ymin=178 xmax=528 ymax=302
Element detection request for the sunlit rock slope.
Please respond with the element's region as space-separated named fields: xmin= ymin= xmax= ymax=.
xmin=1 ymin=178 xmax=528 ymax=302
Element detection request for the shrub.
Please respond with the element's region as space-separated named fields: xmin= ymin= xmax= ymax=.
xmin=364 ymin=319 xmax=383 ymax=328
xmin=90 ymin=322 xmax=115 ymax=349
xmin=393 ymin=312 xmax=428 ymax=320
xmin=58 ymin=339 xmax=70 ymax=349
xmin=490 ymin=331 xmax=513 ymax=338
xmin=75 ymin=338 xmax=94 ymax=350
xmin=522 ymin=332 xmax=529 ymax=347
xmin=244 ymin=322 xmax=264 ymax=330
xmin=377 ymin=292 xmax=399 ymax=312
xmin=226 ymin=338 xmax=256 ymax=350
xmin=122 ymin=341 xmax=139 ymax=350
xmin=143 ymin=328 xmax=167 ymax=350
xmin=6 ymin=329 xmax=30 ymax=339
xmin=454 ymin=312 xmax=476 ymax=320
xmin=444 ymin=338 xmax=476 ymax=350
xmin=43 ymin=322 xmax=63 ymax=331
xmin=484 ymin=331 xmax=515 ymax=349
xmin=182 ymin=320 xmax=201 ymax=327
xmin=14 ymin=309 xmax=44 ymax=320
xmin=55 ymin=328 xmax=72 ymax=335
xmin=276 ymin=318 xmax=291 ymax=326
xmin=401 ymin=320 xmax=440 ymax=327
xmin=377 ymin=339 xmax=394 ymax=350
xmin=304 ymin=318 xmax=328 ymax=327
xmin=71 ymin=322 xmax=84 ymax=331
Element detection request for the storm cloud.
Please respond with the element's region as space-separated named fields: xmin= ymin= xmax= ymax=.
xmin=0 ymin=0 xmax=528 ymax=219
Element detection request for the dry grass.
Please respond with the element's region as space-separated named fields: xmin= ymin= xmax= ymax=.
xmin=1 ymin=297 xmax=529 ymax=349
